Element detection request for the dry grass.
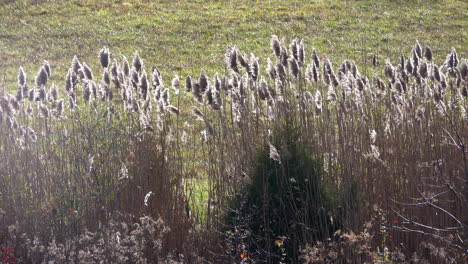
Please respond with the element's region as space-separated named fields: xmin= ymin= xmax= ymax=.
xmin=0 ymin=36 xmax=467 ymax=262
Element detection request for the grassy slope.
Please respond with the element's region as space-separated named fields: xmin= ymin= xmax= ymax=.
xmin=0 ymin=0 xmax=466 ymax=89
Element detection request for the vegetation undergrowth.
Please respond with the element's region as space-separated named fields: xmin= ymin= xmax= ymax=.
xmin=0 ymin=33 xmax=466 ymax=263
xmin=224 ymin=117 xmax=340 ymax=263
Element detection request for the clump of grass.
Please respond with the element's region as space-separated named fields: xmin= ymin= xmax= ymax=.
xmin=0 ymin=37 xmax=466 ymax=263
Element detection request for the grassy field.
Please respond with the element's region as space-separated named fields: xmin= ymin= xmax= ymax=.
xmin=0 ymin=0 xmax=466 ymax=89
xmin=0 ymin=0 xmax=467 ymax=262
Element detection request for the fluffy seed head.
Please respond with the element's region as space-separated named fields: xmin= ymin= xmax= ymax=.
xmin=139 ymin=71 xmax=149 ymax=100
xmin=269 ymin=143 xmax=281 ymax=164
xmin=289 ymin=58 xmax=300 ymax=78
xmin=418 ymin=61 xmax=428 ymax=79
xmin=271 ymin=35 xmax=281 ymax=58
xmin=384 ymin=59 xmax=394 ymax=81
xmin=172 ymin=75 xmax=180 ymax=94
xmin=99 ymin=46 xmax=110 ymax=68
xmin=49 ymin=84 xmax=58 ymax=101
xmin=122 ymin=56 xmax=130 ymax=77
xmin=424 ymin=46 xmax=433 ymax=61
xmin=132 ymin=51 xmax=143 ymax=73
xmin=413 ymin=40 xmax=422 ymax=59
xmin=18 ymin=66 xmax=26 ymax=86
xmin=71 ymin=55 xmax=81 ymax=74
xmin=405 ymin=59 xmax=413 ymax=74
xmin=100 ymin=68 xmax=109 ymax=86
xmin=226 ymin=46 xmax=239 ymax=73
xmin=312 ymin=49 xmax=320 ymax=68
xmin=83 ymin=82 xmax=91 ymax=103
xmin=298 ymin=39 xmax=305 ymax=67
xmin=16 ymin=88 xmax=23 ymax=102
xmin=81 ymin=62 xmax=94 ymax=80
xmin=249 ymin=54 xmax=259 ymax=81
xmin=372 ymin=54 xmax=378 ymax=67
xmin=43 ymin=60 xmax=51 ymax=78
xmin=214 ymin=73 xmax=221 ymax=91
xmin=290 ymin=38 xmax=298 ymax=61
xmin=38 ymin=86 xmax=46 ymax=101
xmin=186 ymin=75 xmax=193 ymax=92
xmin=460 ymin=60 xmax=468 ymax=81
xmin=39 ymin=103 xmax=49 ymax=118
xmin=35 ymin=67 xmax=48 ymax=87
xmin=199 ymin=70 xmax=208 ymax=93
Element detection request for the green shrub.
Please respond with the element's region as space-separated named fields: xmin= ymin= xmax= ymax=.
xmin=226 ymin=118 xmax=340 ymax=263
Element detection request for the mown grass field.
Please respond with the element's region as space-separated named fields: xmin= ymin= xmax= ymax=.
xmin=0 ymin=0 xmax=466 ymax=89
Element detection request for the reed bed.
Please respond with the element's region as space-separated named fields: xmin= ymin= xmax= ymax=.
xmin=0 ymin=37 xmax=467 ymax=263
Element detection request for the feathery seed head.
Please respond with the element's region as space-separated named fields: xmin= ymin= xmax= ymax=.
xmin=405 ymin=59 xmax=413 ymax=75
xmin=185 ymin=75 xmax=193 ymax=92
xmin=271 ymin=35 xmax=281 ymax=58
xmin=38 ymin=86 xmax=46 ymax=101
xmin=199 ymin=70 xmax=208 ymax=93
xmin=71 ymin=55 xmax=81 ymax=74
xmin=315 ymin=90 xmax=322 ymax=115
xmin=448 ymin=48 xmax=459 ymax=68
xmin=267 ymin=58 xmax=276 ymax=80
xmin=460 ymin=60 xmax=468 ymax=81
xmin=372 ymin=54 xmax=378 ymax=67
xmin=83 ymin=82 xmax=91 ymax=103
xmin=139 ymin=71 xmax=149 ymax=100
xmin=433 ymin=65 xmax=441 ymax=82
xmin=132 ymin=51 xmax=143 ymax=73
xmin=49 ymin=84 xmax=58 ymax=101
xmin=81 ymin=62 xmax=94 ymax=80
xmin=237 ymin=51 xmax=249 ymax=70
xmin=412 ymin=51 xmax=420 ymax=68
xmin=111 ymin=59 xmax=119 ymax=77
xmin=327 ymin=85 xmax=337 ymax=104
xmin=249 ymin=54 xmax=259 ymax=81
xmin=418 ymin=61 xmax=428 ymax=79
xmin=298 ymin=39 xmax=305 ymax=67
xmin=290 ymin=38 xmax=298 ymax=61
xmin=413 ymin=40 xmax=422 ymax=59
xmin=16 ymin=88 xmax=23 ymax=102
xmin=69 ymin=92 xmax=76 ymax=109
xmin=28 ymin=89 xmax=35 ymax=102
xmin=122 ymin=56 xmax=130 ymax=77
xmin=35 ymin=67 xmax=48 ymax=87
xmin=214 ymin=73 xmax=221 ymax=91
xmin=39 ymin=102 xmax=49 ymax=118
xmin=276 ymin=63 xmax=286 ymax=84
xmin=424 ymin=46 xmax=433 ymax=61
xmin=18 ymin=66 xmax=26 ymax=86
xmin=206 ymin=88 xmax=214 ymax=106
xmin=225 ymin=46 xmax=239 ymax=73
xmin=384 ymin=59 xmax=394 ymax=81
xmin=99 ymin=46 xmax=110 ymax=68
xmin=288 ymin=58 xmax=299 ymax=78
xmin=312 ymin=49 xmax=320 ymax=68
xmin=172 ymin=75 xmax=180 ymax=94
xmin=65 ymin=68 xmax=76 ymax=92
xmin=55 ymin=99 xmax=64 ymax=117
xmin=162 ymin=88 xmax=170 ymax=105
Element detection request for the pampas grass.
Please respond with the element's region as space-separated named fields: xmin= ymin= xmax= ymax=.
xmin=0 ymin=37 xmax=466 ymax=263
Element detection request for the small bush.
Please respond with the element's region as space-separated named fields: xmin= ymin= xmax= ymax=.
xmin=225 ymin=118 xmax=340 ymax=263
